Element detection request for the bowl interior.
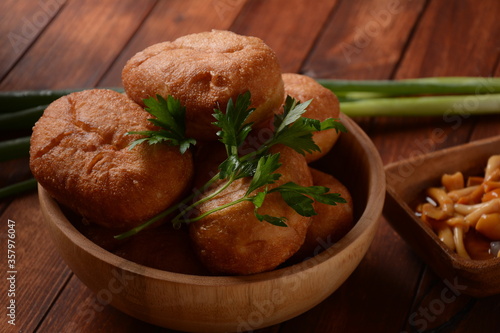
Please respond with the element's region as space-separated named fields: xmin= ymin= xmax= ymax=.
xmin=39 ymin=113 xmax=385 ymax=331
xmin=384 ymin=135 xmax=500 ymax=297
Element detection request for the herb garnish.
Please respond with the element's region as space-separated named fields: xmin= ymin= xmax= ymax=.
xmin=115 ymin=92 xmax=347 ymax=239
xmin=128 ymin=95 xmax=196 ymax=154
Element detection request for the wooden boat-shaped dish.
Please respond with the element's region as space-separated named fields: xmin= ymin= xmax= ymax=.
xmin=384 ymin=135 xmax=500 ymax=297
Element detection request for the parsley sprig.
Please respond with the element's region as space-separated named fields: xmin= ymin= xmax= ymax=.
xmin=115 ymin=92 xmax=347 ymax=239
xmin=128 ymin=95 xmax=196 ymax=154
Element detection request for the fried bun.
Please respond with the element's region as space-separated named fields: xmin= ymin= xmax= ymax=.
xmin=122 ymin=30 xmax=284 ymax=140
xmin=30 ymin=89 xmax=194 ymax=230
xmin=282 ymin=73 xmax=341 ymax=163
xmin=189 ymin=145 xmax=313 ymax=275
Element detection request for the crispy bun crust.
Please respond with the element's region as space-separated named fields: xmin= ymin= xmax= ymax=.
xmin=189 ymin=145 xmax=312 ymax=275
xmin=282 ymin=73 xmax=341 ymax=163
xmin=122 ymin=30 xmax=284 ymax=140
xmin=293 ymin=168 xmax=353 ymax=261
xmin=30 ymin=89 xmax=194 ymax=230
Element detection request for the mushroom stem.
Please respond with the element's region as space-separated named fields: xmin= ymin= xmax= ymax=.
xmin=464 ymin=198 xmax=500 ymax=227
xmin=485 ymin=155 xmax=500 ymax=181
xmin=427 ymin=187 xmax=454 ymax=216
xmin=453 ymin=226 xmax=470 ymax=259
xmin=448 ymin=185 xmax=479 ymax=202
xmin=438 ymin=226 xmax=455 ymax=250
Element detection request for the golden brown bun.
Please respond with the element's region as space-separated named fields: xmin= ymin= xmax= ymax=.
xmin=189 ymin=145 xmax=312 ymax=275
xmin=113 ymin=225 xmax=210 ymax=275
xmin=30 ymin=89 xmax=194 ymax=230
xmin=122 ymin=30 xmax=284 ymax=140
xmin=293 ymin=168 xmax=354 ymax=261
xmin=282 ymin=73 xmax=341 ymax=163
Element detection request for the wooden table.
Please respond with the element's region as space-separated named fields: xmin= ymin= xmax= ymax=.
xmin=1 ymin=0 xmax=499 ymax=332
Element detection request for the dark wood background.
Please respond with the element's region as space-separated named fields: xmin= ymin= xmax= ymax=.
xmin=1 ymin=0 xmax=499 ymax=332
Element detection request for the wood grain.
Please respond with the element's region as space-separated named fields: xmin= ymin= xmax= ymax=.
xmin=396 ymin=0 xmax=500 ymax=79
xmin=0 ymin=193 xmax=72 ymax=333
xmin=302 ymin=0 xmax=427 ymax=79
xmin=98 ymin=0 xmax=248 ymax=87
xmin=35 ymin=276 xmax=159 ymax=333
xmin=230 ymin=0 xmax=339 ymax=73
xmin=0 ymin=0 xmax=66 ymax=81
xmin=400 ymin=266 xmax=476 ymax=333
xmin=0 ymin=0 xmax=156 ymax=90
xmin=469 ymin=65 xmax=500 ymax=141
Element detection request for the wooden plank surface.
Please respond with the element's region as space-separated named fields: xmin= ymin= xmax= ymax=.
xmin=396 ymin=0 xmax=500 ymax=79
xmin=230 ymin=0 xmax=339 ymax=73
xmin=0 ymin=0 xmax=67 ymax=81
xmin=0 ymin=0 xmax=156 ymax=90
xmin=36 ymin=276 xmax=159 ymax=333
xmin=98 ymin=0 xmax=247 ymax=87
xmin=0 ymin=193 xmax=72 ymax=333
xmin=302 ymin=0 xmax=427 ymax=80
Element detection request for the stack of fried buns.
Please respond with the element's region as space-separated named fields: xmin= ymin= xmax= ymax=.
xmin=30 ymin=30 xmax=353 ymax=276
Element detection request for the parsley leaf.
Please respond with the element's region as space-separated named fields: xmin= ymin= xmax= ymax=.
xmin=274 ymin=96 xmax=312 ymax=132
xmin=269 ymin=182 xmax=347 ymax=217
xmin=128 ymin=95 xmax=196 ymax=154
xmin=251 ymin=190 xmax=288 ymax=227
xmin=245 ymin=153 xmax=282 ymax=195
xmin=255 ymin=212 xmax=288 ymax=227
xmin=212 ymin=91 xmax=255 ymax=154
xmin=271 ymin=118 xmax=321 ymax=155
xmin=265 ymin=96 xmax=347 ymax=156
xmin=317 ymin=118 xmax=348 ymax=133
xmin=218 ymin=155 xmax=257 ymax=180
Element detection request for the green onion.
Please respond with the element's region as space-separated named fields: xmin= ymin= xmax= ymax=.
xmin=0 ymin=136 xmax=31 ymax=162
xmin=318 ymin=77 xmax=500 ymax=97
xmin=339 ymin=94 xmax=500 ymax=117
xmin=0 ymin=87 xmax=124 ymax=113
xmin=0 ymin=104 xmax=47 ymax=130
xmin=0 ymin=178 xmax=37 ymax=200
xmin=0 ymin=89 xmax=82 ymax=113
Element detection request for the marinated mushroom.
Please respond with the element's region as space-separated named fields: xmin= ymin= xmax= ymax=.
xmin=416 ymin=155 xmax=500 ymax=259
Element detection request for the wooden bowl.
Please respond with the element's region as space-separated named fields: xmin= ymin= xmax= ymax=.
xmin=384 ymin=135 xmax=500 ymax=298
xmin=38 ymin=113 xmax=385 ymax=332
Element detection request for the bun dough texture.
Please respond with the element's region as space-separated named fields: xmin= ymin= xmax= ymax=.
xmin=189 ymin=145 xmax=313 ymax=275
xmin=30 ymin=89 xmax=194 ymax=230
xmin=122 ymin=30 xmax=284 ymax=140
xmin=282 ymin=73 xmax=341 ymax=163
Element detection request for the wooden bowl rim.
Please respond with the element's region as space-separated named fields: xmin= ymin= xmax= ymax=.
xmin=384 ymin=135 xmax=500 ymax=271
xmin=40 ymin=113 xmax=385 ymax=285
